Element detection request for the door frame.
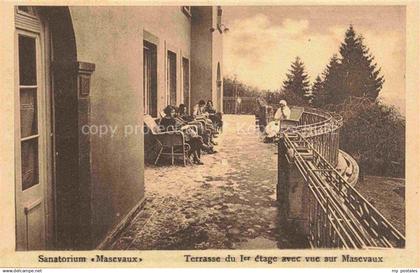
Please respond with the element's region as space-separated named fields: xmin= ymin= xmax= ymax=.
xmin=14 ymin=7 xmax=53 ymax=250
xmin=16 ymin=6 xmax=89 ymax=250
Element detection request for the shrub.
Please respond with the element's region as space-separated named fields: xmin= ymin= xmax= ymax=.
xmin=326 ymin=97 xmax=405 ymax=178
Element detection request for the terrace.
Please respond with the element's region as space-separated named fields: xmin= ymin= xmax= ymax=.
xmin=108 ymin=115 xmax=307 ymax=249
xmin=106 ymin=107 xmax=404 ymax=249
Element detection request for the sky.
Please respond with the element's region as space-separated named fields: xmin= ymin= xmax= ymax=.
xmin=222 ymin=6 xmax=406 ymax=113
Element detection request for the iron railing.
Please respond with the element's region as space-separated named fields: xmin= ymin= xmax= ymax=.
xmin=285 ymin=107 xmax=343 ymax=166
xmin=280 ymin=107 xmax=405 ymax=249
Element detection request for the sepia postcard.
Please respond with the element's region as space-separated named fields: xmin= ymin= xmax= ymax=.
xmin=0 ymin=0 xmax=419 ymax=269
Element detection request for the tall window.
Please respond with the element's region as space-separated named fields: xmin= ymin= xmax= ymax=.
xmin=143 ymin=41 xmax=157 ymax=117
xmin=182 ymin=57 xmax=190 ymax=110
xmin=166 ymin=51 xmax=177 ymax=106
xmin=18 ymin=34 xmax=40 ymax=191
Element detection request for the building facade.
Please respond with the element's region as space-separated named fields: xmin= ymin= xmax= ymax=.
xmin=10 ymin=5 xmax=224 ymax=250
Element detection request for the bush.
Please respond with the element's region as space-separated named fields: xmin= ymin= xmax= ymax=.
xmin=326 ymin=97 xmax=405 ymax=178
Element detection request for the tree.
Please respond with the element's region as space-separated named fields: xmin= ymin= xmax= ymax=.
xmin=339 ymin=25 xmax=384 ymax=100
xmin=282 ymin=56 xmax=311 ymax=103
xmin=322 ymin=54 xmax=345 ymax=105
xmin=280 ymin=88 xmax=307 ymax=106
xmin=223 ymin=75 xmax=260 ymax=98
xmin=326 ymin=97 xmax=405 ymax=178
xmin=263 ymin=88 xmax=307 ymax=107
xmin=311 ymin=75 xmax=324 ymax=107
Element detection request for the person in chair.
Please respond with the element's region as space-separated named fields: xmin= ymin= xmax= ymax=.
xmin=192 ymin=100 xmax=207 ymax=119
xmin=274 ymin=99 xmax=291 ymax=120
xmin=192 ymin=100 xmax=218 ymax=143
xmin=177 ymin=104 xmax=217 ymax=154
xmin=205 ymin=100 xmax=223 ymax=131
xmin=160 ymin=105 xmax=205 ymax=164
xmin=264 ymin=100 xmax=291 ymax=141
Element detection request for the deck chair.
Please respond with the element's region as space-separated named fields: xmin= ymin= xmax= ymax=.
xmin=281 ymin=106 xmax=304 ymax=130
xmin=208 ymin=112 xmax=223 ymax=132
xmin=144 ymin=115 xmax=191 ymax=166
xmin=159 ymin=110 xmax=166 ymax=119
xmin=194 ymin=115 xmax=219 ymax=136
xmin=267 ymin=106 xmax=304 ymax=142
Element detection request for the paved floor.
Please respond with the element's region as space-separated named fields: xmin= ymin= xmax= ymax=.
xmin=108 ymin=115 xmax=307 ymax=250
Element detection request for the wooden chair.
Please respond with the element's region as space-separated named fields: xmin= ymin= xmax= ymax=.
xmin=144 ymin=115 xmax=191 ymax=166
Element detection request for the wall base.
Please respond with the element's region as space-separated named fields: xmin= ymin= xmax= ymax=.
xmin=96 ymin=197 xmax=146 ymax=250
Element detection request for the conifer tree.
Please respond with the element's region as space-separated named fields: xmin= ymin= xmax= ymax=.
xmin=282 ymin=57 xmax=311 ymax=102
xmin=311 ymin=75 xmax=324 ymax=107
xmin=339 ymin=25 xmax=384 ymax=100
xmin=322 ymin=54 xmax=344 ymax=105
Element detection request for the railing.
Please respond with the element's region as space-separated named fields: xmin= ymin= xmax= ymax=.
xmin=285 ymin=107 xmax=343 ymax=166
xmin=282 ymin=132 xmax=405 ymax=248
xmin=279 ymin=107 xmax=405 ymax=249
xmin=223 ymin=96 xmax=258 ymax=114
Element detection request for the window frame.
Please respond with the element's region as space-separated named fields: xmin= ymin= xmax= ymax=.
xmin=16 ymin=6 xmax=38 ymax=20
xmin=143 ymin=44 xmax=151 ymax=115
xmin=166 ymin=50 xmax=177 ymax=107
xmin=143 ymin=40 xmax=158 ymax=117
xmin=181 ymin=57 xmax=191 ymax=111
xmin=181 ymin=6 xmax=192 ymax=18
xmin=217 ymin=6 xmax=223 ymax=33
xmin=17 ymin=31 xmax=43 ymax=191
xmin=14 ymin=6 xmax=51 ymax=250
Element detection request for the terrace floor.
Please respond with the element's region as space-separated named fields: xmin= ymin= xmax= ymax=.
xmin=108 ymin=114 xmax=308 ymax=250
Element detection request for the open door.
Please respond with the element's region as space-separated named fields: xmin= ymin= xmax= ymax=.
xmin=15 ymin=7 xmax=50 ymax=250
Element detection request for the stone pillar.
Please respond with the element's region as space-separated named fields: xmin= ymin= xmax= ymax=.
xmin=277 ymin=137 xmax=310 ymax=235
xmin=277 ymin=137 xmax=289 ymax=220
xmin=76 ymin=61 xmax=95 ymax=249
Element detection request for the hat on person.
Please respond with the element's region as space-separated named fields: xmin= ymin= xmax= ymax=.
xmin=279 ymin=100 xmax=287 ymax=106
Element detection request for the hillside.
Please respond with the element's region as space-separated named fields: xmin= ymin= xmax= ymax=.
xmin=355 ymin=175 xmax=405 ymax=235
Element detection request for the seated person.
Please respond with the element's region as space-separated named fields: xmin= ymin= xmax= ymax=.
xmin=264 ymin=100 xmax=291 ymax=141
xmin=192 ymin=100 xmax=217 ymax=133
xmin=204 ymin=100 xmax=223 ymax=130
xmin=177 ymin=104 xmax=194 ymax=122
xmin=192 ymin=99 xmax=219 ymax=139
xmin=177 ymin=104 xmax=217 ymax=149
xmin=205 ymin=100 xmax=216 ymax=114
xmin=192 ymin=99 xmax=207 ymax=118
xmin=160 ymin=105 xmax=205 ymax=164
xmin=160 ymin=105 xmax=214 ymax=165
xmin=274 ymin=99 xmax=291 ymax=120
